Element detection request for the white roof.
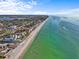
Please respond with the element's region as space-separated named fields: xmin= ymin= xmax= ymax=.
xmin=0 ymin=43 xmax=8 ymax=46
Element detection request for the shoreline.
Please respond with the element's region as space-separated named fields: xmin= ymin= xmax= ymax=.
xmin=5 ymin=18 xmax=48 ymax=59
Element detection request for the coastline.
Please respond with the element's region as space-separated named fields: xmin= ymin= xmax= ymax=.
xmin=5 ymin=18 xmax=48 ymax=59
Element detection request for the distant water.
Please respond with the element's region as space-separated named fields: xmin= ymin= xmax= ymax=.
xmin=23 ymin=16 xmax=79 ymax=59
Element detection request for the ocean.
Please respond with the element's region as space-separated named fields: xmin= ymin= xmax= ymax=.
xmin=23 ymin=16 xmax=79 ymax=59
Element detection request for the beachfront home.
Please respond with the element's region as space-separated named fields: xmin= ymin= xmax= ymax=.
xmin=0 ymin=43 xmax=8 ymax=49
xmin=2 ymin=32 xmax=25 ymax=43
xmin=0 ymin=43 xmax=9 ymax=57
xmin=10 ymin=25 xmax=17 ymax=30
xmin=7 ymin=25 xmax=17 ymax=30
xmin=3 ymin=35 xmax=15 ymax=43
xmin=0 ymin=48 xmax=10 ymax=57
xmin=14 ymin=33 xmax=23 ymax=42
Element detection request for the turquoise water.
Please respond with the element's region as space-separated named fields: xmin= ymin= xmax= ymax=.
xmin=23 ymin=16 xmax=79 ymax=59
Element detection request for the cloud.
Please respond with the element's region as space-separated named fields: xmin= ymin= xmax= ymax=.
xmin=47 ymin=8 xmax=79 ymax=17
xmin=0 ymin=0 xmax=79 ymax=16
xmin=28 ymin=8 xmax=79 ymax=16
xmin=28 ymin=0 xmax=37 ymax=5
xmin=51 ymin=8 xmax=79 ymax=17
xmin=64 ymin=9 xmax=79 ymax=16
xmin=0 ymin=0 xmax=37 ymax=14
xmin=21 ymin=8 xmax=79 ymax=16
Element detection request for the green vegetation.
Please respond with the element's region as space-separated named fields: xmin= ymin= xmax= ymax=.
xmin=0 ymin=15 xmax=48 ymax=59
xmin=0 ymin=15 xmax=48 ymax=38
xmin=0 ymin=15 xmax=48 ymax=27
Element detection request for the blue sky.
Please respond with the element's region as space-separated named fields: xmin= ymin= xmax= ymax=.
xmin=0 ymin=0 xmax=79 ymax=15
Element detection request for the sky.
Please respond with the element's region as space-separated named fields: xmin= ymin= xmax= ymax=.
xmin=0 ymin=0 xmax=79 ymax=15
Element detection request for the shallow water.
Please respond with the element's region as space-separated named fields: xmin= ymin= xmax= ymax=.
xmin=23 ymin=16 xmax=79 ymax=59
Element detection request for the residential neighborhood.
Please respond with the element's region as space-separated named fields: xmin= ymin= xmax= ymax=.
xmin=0 ymin=15 xmax=48 ymax=59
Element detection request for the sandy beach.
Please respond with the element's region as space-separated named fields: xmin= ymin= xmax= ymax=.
xmin=5 ymin=18 xmax=48 ymax=59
